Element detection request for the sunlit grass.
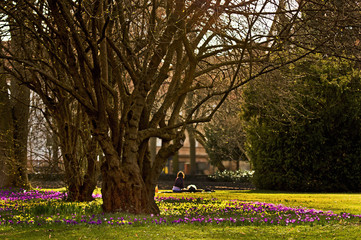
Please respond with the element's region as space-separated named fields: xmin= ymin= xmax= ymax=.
xmin=190 ymin=190 xmax=361 ymax=214
xmin=0 ymin=188 xmax=361 ymax=239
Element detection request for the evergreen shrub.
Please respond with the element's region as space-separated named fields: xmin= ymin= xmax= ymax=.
xmin=242 ymin=56 xmax=361 ymax=192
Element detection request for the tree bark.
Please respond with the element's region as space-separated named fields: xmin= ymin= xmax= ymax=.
xmin=0 ymin=57 xmax=30 ymax=190
xmin=50 ymin=132 xmax=60 ymax=173
xmin=189 ymin=129 xmax=197 ymax=175
xmin=10 ymin=80 xmax=30 ymax=188
xmin=172 ymin=151 xmax=179 ymax=174
xmin=186 ymin=92 xmax=197 ymax=175
xmin=100 ymin=153 xmax=158 ymax=214
xmin=80 ymin=136 xmax=99 ymax=201
xmin=6 ymin=11 xmax=31 ymax=188
xmin=0 ymin=70 xmax=13 ymax=188
xmin=149 ymin=137 xmax=157 ymax=164
xmin=63 ymin=147 xmax=98 ymax=201
xmin=57 ymin=115 xmax=99 ymax=202
xmin=217 ymin=162 xmax=226 ymax=172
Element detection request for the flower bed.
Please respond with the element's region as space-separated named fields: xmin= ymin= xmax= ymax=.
xmin=0 ymin=188 xmax=360 ymax=227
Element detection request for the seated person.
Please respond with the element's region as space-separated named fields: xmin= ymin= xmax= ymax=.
xmin=172 ymin=171 xmax=185 ymax=192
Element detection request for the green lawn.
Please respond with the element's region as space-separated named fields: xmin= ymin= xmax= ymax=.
xmin=210 ymin=190 xmax=361 ymax=214
xmin=1 ymin=223 xmax=360 ymax=240
xmin=1 ymin=189 xmax=361 ymax=240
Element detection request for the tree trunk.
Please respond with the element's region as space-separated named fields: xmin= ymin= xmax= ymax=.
xmin=61 ymin=139 xmax=99 ymax=201
xmin=4 ymin=10 xmax=32 ymax=188
xmin=217 ymin=161 xmax=226 ymax=172
xmin=189 ymin=129 xmax=197 ymax=175
xmin=51 ymin=132 xmax=60 ymax=173
xmin=172 ymin=151 xmax=179 ymax=174
xmin=0 ymin=62 xmax=30 ymax=189
xmin=149 ymin=137 xmax=157 ymax=163
xmin=101 ymin=157 xmax=159 ymax=214
xmin=97 ymin=128 xmax=185 ymax=214
xmin=97 ymin=131 xmax=159 ymax=214
xmin=63 ymin=151 xmax=82 ymax=200
xmin=58 ymin=116 xmax=99 ymax=202
xmin=0 ymin=72 xmax=13 ymax=188
xmin=64 ymin=150 xmax=98 ymax=202
xmin=80 ymin=137 xmax=99 ymax=201
xmin=9 ymin=79 xmax=30 ymax=188
xmin=186 ymin=92 xmax=197 ymax=175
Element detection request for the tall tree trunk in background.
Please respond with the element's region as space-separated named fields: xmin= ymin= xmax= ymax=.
xmin=189 ymin=129 xmax=197 ymax=175
xmin=216 ymin=162 xmax=226 ymax=172
xmin=4 ymin=10 xmax=31 ymax=188
xmin=0 ymin=69 xmax=30 ymax=189
xmin=186 ymin=92 xmax=197 ymax=175
xmin=51 ymin=132 xmax=60 ymax=172
xmin=172 ymin=151 xmax=179 ymax=174
xmin=9 ymin=78 xmax=30 ymax=188
xmin=0 ymin=64 xmax=13 ymax=187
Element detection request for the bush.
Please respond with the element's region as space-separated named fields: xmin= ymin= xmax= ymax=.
xmin=208 ymin=170 xmax=254 ymax=183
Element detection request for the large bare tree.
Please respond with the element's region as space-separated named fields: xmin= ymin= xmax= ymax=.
xmin=0 ymin=0 xmax=350 ymax=213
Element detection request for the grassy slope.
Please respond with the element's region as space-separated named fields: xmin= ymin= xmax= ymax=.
xmin=2 ymin=224 xmax=359 ymax=239
xmin=1 ymin=190 xmax=361 ymax=240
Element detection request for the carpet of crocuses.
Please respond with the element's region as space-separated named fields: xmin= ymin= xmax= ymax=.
xmin=0 ymin=188 xmax=360 ymax=227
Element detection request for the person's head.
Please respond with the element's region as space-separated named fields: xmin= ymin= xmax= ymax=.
xmin=177 ymin=171 xmax=185 ymax=179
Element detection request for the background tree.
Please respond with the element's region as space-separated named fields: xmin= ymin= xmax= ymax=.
xmin=242 ymin=55 xmax=361 ymax=192
xmin=203 ymin=97 xmax=248 ymax=172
